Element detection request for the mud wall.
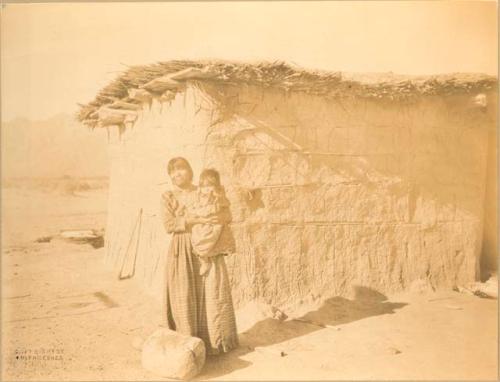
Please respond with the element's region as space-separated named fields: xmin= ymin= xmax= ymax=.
xmin=104 ymin=83 xmax=497 ymax=311
xmin=103 ymin=85 xmax=216 ymax=291
xmin=201 ymin=84 xmax=497 ymax=308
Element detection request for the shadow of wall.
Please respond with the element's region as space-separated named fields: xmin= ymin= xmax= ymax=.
xmin=197 ymin=286 xmax=407 ymax=381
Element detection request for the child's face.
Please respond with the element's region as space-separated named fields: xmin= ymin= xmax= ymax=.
xmin=200 ymin=184 xmax=215 ymax=195
xmin=199 ymin=178 xmax=216 ymax=195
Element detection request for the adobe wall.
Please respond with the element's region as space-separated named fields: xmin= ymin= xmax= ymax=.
xmin=103 ymin=85 xmax=216 ymax=290
xmin=200 ymin=83 xmax=497 ymax=308
xmin=104 ymin=83 xmax=497 ymax=311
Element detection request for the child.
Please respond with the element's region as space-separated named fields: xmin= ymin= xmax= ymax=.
xmin=189 ymin=169 xmax=234 ymax=276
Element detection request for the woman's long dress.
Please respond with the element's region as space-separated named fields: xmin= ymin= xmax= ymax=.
xmin=198 ymin=254 xmax=239 ymax=355
xmin=160 ymin=186 xmax=201 ymax=337
xmin=160 ymin=186 xmax=239 ymax=354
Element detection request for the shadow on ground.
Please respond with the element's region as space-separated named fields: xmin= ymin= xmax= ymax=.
xmin=197 ymin=286 xmax=408 ymax=380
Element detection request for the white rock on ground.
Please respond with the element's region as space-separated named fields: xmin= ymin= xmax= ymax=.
xmin=141 ymin=328 xmax=206 ymax=380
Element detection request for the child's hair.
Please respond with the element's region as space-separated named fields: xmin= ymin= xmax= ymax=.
xmin=199 ymin=168 xmax=221 ymax=188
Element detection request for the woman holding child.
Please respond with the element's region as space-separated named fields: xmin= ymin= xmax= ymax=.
xmin=160 ymin=157 xmax=238 ymax=355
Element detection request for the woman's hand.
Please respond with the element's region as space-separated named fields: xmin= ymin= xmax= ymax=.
xmin=185 ymin=215 xmax=201 ymax=226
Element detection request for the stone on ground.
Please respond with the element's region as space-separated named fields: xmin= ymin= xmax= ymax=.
xmin=141 ymin=328 xmax=206 ymax=380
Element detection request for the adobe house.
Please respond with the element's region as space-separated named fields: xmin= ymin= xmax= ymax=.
xmin=78 ymin=60 xmax=497 ymax=310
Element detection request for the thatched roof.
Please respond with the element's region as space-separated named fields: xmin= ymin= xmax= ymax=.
xmin=77 ymin=59 xmax=497 ymax=127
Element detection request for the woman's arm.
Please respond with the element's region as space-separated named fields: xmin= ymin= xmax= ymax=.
xmin=161 ymin=192 xmax=214 ymax=233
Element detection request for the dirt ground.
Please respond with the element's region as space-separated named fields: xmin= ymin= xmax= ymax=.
xmin=1 ymin=186 xmax=498 ymax=381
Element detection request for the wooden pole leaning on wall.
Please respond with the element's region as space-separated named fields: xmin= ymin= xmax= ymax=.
xmin=118 ymin=208 xmax=143 ymax=280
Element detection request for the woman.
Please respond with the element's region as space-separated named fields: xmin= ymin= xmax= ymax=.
xmin=160 ymin=157 xmax=238 ymax=354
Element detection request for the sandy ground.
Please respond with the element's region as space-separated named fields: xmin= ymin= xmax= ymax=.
xmin=1 ymin=187 xmax=498 ymax=381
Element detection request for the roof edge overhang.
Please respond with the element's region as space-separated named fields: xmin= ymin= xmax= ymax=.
xmin=77 ymin=59 xmax=498 ymax=129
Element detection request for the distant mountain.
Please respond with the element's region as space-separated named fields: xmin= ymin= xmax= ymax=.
xmin=1 ymin=113 xmax=109 ymax=179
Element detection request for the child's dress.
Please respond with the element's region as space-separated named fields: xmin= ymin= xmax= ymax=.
xmin=189 ymin=189 xmax=235 ymax=259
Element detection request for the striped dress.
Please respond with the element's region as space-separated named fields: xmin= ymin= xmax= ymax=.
xmin=160 ymin=185 xmax=238 ymax=355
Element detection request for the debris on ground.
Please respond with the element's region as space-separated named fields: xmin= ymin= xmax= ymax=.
xmin=236 ymin=301 xmax=288 ymax=332
xmin=291 ymin=318 xmax=338 ymax=329
xmin=387 ymin=347 xmax=402 ymax=355
xmin=59 ymin=229 xmax=105 ymax=248
xmin=272 ymin=308 xmax=287 ymax=321
xmin=60 ymin=229 xmax=97 ymax=240
xmin=3 ymin=246 xmax=30 ymax=254
xmin=35 ymin=236 xmax=53 ymax=243
xmin=455 ymin=275 xmax=498 ymax=299
xmin=254 ymin=346 xmax=287 ymax=357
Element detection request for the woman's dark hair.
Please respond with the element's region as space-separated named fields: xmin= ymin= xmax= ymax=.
xmin=167 ymin=157 xmax=193 ymax=181
xmin=199 ymin=168 xmax=221 ymax=187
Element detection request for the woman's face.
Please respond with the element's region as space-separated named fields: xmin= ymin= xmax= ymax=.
xmin=169 ymin=163 xmax=191 ymax=188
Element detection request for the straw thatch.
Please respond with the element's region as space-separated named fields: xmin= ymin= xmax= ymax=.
xmin=77 ymin=59 xmax=497 ymax=126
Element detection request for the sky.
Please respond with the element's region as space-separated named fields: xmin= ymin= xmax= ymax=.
xmin=1 ymin=1 xmax=498 ymax=122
